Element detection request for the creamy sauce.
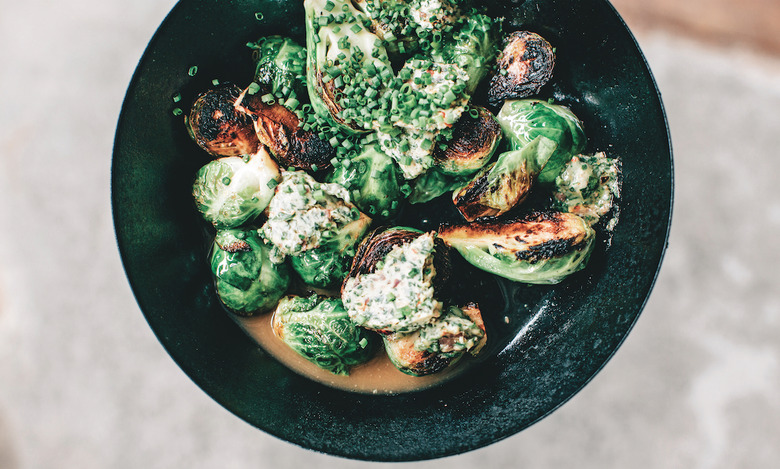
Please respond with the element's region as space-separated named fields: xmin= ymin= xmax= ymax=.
xmin=233 ymin=312 xmax=469 ymax=394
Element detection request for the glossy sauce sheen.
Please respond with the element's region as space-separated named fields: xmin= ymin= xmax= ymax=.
xmin=234 ymin=313 xmax=468 ymax=394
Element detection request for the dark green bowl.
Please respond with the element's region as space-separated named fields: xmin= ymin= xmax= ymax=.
xmin=112 ymin=0 xmax=672 ymax=461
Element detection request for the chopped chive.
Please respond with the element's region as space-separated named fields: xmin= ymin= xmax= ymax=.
xmin=254 ymin=12 xmax=264 ymax=21
xmin=247 ymin=82 xmax=261 ymax=95
xmin=266 ymin=178 xmax=279 ymax=189
xmin=187 ymin=66 xmax=198 ymax=76
xmin=172 ymin=93 xmax=182 ymax=103
xmin=172 ymin=108 xmax=183 ymax=116
xmin=284 ymin=97 xmax=300 ymax=110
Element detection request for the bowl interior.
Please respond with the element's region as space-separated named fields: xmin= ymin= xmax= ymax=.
xmin=112 ymin=0 xmax=672 ymax=461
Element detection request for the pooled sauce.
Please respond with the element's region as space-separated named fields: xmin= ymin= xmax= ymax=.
xmin=233 ymin=313 xmax=471 ymax=394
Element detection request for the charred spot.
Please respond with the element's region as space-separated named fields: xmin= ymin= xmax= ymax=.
xmin=219 ymin=240 xmax=252 ymax=253
xmin=236 ymin=86 xmax=335 ymax=171
xmin=433 ymin=107 xmax=501 ymax=168
xmin=187 ymin=84 xmax=261 ymax=157
xmin=407 ymin=352 xmax=453 ymax=376
xmin=454 ymin=171 xmax=491 ymax=206
xmin=514 ymin=237 xmax=579 ymax=262
xmin=487 ymin=31 xmax=555 ymax=107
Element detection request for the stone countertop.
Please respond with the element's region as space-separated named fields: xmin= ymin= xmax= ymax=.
xmin=1 ymin=1 xmax=779 ymax=468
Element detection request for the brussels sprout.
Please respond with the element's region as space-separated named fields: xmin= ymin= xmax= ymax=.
xmin=327 ymin=146 xmax=404 ymax=219
xmin=290 ymin=214 xmax=373 ymax=288
xmin=342 ymin=228 xmax=451 ymax=334
xmin=383 ymin=303 xmax=486 ymax=376
xmin=408 ymin=166 xmax=469 ymax=205
xmin=439 ymin=211 xmax=596 ymax=284
xmin=211 ymin=228 xmax=290 ymax=316
xmin=185 ymin=84 xmax=261 ymax=158
xmin=488 ymin=31 xmax=555 ymax=107
xmin=453 ymin=135 xmax=557 ymax=221
xmin=433 ymin=106 xmax=502 ymax=176
xmin=235 ymin=86 xmax=334 ymax=172
xmin=553 ymin=152 xmax=621 ymax=228
xmin=192 ymin=149 xmax=281 ymax=228
xmin=431 ymin=13 xmax=501 ymax=96
xmin=261 ymin=170 xmax=371 ymax=262
xmin=304 ymin=0 xmax=393 ymax=134
xmin=272 ymin=294 xmax=377 ymax=375
xmin=496 ymin=99 xmax=587 ymax=185
xmin=248 ymin=36 xmax=307 ymax=100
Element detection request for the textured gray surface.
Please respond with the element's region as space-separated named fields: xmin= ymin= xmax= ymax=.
xmin=1 ymin=1 xmax=779 ymax=468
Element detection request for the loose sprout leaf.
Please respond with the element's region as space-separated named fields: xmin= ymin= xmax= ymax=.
xmin=496 ymin=99 xmax=587 ymax=185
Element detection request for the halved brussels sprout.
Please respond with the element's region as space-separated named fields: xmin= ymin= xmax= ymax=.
xmin=260 ymin=170 xmax=371 ymax=262
xmin=304 ymin=0 xmax=392 ymax=134
xmin=235 ymin=86 xmax=334 ymax=172
xmin=327 ymin=145 xmax=404 ymax=220
xmin=383 ymin=303 xmax=486 ymax=376
xmin=272 ymin=294 xmax=377 ymax=375
xmin=439 ymin=211 xmax=596 ymax=284
xmin=488 ymin=31 xmax=555 ymax=107
xmin=211 ymin=228 xmax=290 ymax=316
xmin=342 ymin=228 xmax=451 ymax=334
xmin=433 ymin=106 xmax=502 ymax=176
xmin=248 ymin=35 xmax=308 ymax=100
xmin=290 ymin=214 xmax=372 ymax=288
xmin=553 ymin=152 xmax=621 ymax=228
xmin=192 ymin=149 xmax=281 ymax=228
xmin=453 ymin=135 xmax=557 ymax=221
xmin=497 ymin=99 xmax=586 ymax=185
xmin=185 ymin=84 xmax=261 ymax=157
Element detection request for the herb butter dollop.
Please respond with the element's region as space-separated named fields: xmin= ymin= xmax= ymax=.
xmin=343 ymin=232 xmax=443 ymax=333
xmin=261 ymin=170 xmax=363 ymax=262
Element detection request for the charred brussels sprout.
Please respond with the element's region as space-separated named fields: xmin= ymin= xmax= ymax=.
xmin=236 ymin=86 xmax=334 ymax=172
xmin=433 ymin=106 xmax=502 ymax=176
xmin=248 ymin=36 xmax=307 ymax=100
xmin=497 ymin=99 xmax=586 ymax=185
xmin=553 ymin=152 xmax=621 ymax=228
xmin=439 ymin=211 xmax=596 ymax=284
xmin=272 ymin=294 xmax=377 ymax=375
xmin=488 ymin=31 xmax=555 ymax=107
xmin=211 ymin=229 xmax=290 ymax=316
xmin=261 ymin=170 xmax=371 ymax=262
xmin=327 ymin=146 xmax=403 ymax=219
xmin=383 ymin=303 xmax=486 ymax=376
xmin=192 ymin=149 xmax=280 ymax=228
xmin=186 ymin=84 xmax=261 ymax=158
xmin=342 ymin=228 xmax=451 ymax=334
xmin=453 ymin=135 xmax=557 ymax=221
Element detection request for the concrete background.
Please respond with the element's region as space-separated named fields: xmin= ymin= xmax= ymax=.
xmin=1 ymin=1 xmax=779 ymax=468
